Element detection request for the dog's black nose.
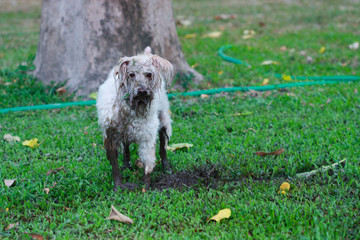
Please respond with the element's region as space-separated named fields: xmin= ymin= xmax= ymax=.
xmin=138 ymin=86 xmax=148 ymax=95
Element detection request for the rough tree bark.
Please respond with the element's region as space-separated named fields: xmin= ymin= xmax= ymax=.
xmin=34 ymin=0 xmax=202 ymax=96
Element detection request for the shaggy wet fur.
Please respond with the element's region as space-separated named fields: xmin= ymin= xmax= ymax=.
xmin=96 ymin=47 xmax=173 ymax=191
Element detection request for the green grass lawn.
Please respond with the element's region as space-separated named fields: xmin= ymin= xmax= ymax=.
xmin=1 ymin=0 xmax=360 ymax=239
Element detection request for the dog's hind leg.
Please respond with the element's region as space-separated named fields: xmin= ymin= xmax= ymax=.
xmin=159 ymin=126 xmax=171 ymax=172
xmin=158 ymin=98 xmax=172 ymax=173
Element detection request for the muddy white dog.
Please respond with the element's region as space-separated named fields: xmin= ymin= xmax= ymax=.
xmin=96 ymin=47 xmax=173 ymax=191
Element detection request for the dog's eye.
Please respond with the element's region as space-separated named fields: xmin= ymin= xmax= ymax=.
xmin=144 ymin=73 xmax=152 ymax=79
xmin=129 ymin=72 xmax=135 ymax=78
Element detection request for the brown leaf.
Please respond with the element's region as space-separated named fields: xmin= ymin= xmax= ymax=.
xmin=4 ymin=179 xmax=16 ymax=187
xmin=24 ymin=233 xmax=44 ymax=240
xmin=46 ymin=167 xmax=65 ymax=176
xmin=106 ymin=205 xmax=134 ymax=224
xmin=258 ymin=21 xmax=266 ymax=27
xmin=56 ymin=87 xmax=67 ymax=95
xmin=43 ymin=188 xmax=50 ymax=194
xmin=43 ymin=181 xmax=57 ymax=194
xmin=214 ymin=14 xmax=237 ymax=20
xmin=5 ymin=222 xmax=19 ymax=231
xmin=256 ymin=148 xmax=285 ymax=156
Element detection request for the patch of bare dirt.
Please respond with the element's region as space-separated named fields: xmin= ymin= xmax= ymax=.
xmin=152 ymin=165 xmax=220 ymax=190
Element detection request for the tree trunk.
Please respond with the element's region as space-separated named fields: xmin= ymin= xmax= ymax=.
xmin=34 ymin=0 xmax=202 ymax=96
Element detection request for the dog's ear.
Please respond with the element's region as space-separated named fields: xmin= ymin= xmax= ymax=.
xmin=114 ymin=57 xmax=130 ymax=80
xmin=114 ymin=57 xmax=130 ymax=91
xmin=151 ymin=55 xmax=174 ymax=89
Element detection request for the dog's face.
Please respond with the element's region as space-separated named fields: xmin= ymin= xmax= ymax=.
xmin=116 ymin=56 xmax=156 ymax=116
xmin=114 ymin=49 xmax=174 ymax=116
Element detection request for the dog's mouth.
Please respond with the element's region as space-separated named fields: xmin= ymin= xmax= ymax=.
xmin=130 ymin=92 xmax=153 ymax=115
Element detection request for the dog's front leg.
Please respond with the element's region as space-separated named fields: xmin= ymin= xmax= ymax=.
xmin=104 ymin=129 xmax=122 ymax=192
xmin=138 ymin=141 xmax=156 ymax=190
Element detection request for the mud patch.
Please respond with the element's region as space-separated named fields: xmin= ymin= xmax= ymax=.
xmin=152 ymin=165 xmax=220 ymax=190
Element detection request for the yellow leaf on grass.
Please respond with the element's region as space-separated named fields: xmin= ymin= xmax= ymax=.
xmin=167 ymin=143 xmax=193 ymax=152
xmin=203 ymin=31 xmax=222 ymax=38
xmin=243 ymin=30 xmax=256 ymax=39
xmin=209 ymin=208 xmax=231 ymax=222
xmin=22 ymin=138 xmax=39 ymax=148
xmin=279 ymin=182 xmax=290 ymax=194
xmin=184 ymin=33 xmax=197 ymax=39
xmin=218 ymin=70 xmax=224 ymax=75
xmin=260 ymin=60 xmax=280 ymax=65
xmin=89 ymin=92 xmax=98 ymax=100
xmin=282 ymin=75 xmax=292 ymax=81
xmin=191 ymin=63 xmax=199 ymax=68
xmin=262 ymin=78 xmax=269 ymax=85
xmin=319 ymin=46 xmax=326 ymax=53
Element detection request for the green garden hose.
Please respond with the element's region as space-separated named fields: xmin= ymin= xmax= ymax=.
xmin=1 ymin=45 xmax=359 ymax=114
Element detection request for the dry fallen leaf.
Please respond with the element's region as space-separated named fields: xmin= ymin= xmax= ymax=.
xmin=209 ymin=208 xmax=231 ymax=222
xmin=306 ymin=56 xmax=314 ymax=64
xmin=184 ymin=33 xmax=197 ymax=39
xmin=256 ymin=148 xmax=285 ymax=156
xmin=106 ymin=205 xmax=134 ymax=224
xmin=176 ymin=17 xmax=192 ymax=27
xmin=260 ymin=60 xmax=280 ymax=65
xmin=5 ymin=222 xmax=19 ymax=231
xmin=24 ymin=233 xmax=44 ymax=240
xmin=280 ymin=46 xmax=287 ymax=51
xmin=4 ymin=134 xmax=20 ymax=143
xmin=214 ymin=14 xmax=237 ymax=20
xmin=299 ymin=50 xmax=307 ymax=56
xmin=43 ymin=182 xmax=57 ymax=194
xmin=262 ymin=78 xmax=269 ymax=85
xmin=349 ymin=41 xmax=359 ymax=50
xmin=22 ymin=138 xmax=39 ymax=148
xmin=56 ymin=87 xmax=67 ymax=95
xmin=203 ymin=31 xmax=222 ymax=38
xmin=319 ymin=46 xmax=326 ymax=54
xmin=201 ymin=94 xmax=209 ymax=99
xmin=167 ymin=143 xmax=193 ymax=152
xmin=218 ymin=70 xmax=223 ymax=75
xmin=46 ymin=167 xmax=65 ymax=176
xmin=4 ymin=179 xmax=16 ymax=187
xmin=242 ymin=29 xmax=256 ymax=39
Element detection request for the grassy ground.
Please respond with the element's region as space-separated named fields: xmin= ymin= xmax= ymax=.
xmin=1 ymin=0 xmax=360 ymax=239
